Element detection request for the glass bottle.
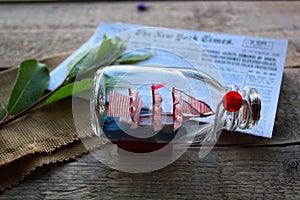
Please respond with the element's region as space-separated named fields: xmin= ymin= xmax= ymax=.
xmin=90 ymin=64 xmax=261 ymax=147
xmin=74 ymin=27 xmax=262 ymax=172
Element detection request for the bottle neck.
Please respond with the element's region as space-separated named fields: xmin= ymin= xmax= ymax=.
xmin=224 ymin=85 xmax=261 ymax=131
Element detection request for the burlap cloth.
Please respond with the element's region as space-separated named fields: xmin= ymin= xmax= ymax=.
xmin=0 ymin=52 xmax=107 ymax=191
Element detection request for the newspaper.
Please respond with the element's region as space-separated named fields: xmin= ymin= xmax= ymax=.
xmin=49 ymin=22 xmax=288 ymax=138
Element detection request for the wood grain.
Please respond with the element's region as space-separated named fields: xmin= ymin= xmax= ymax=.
xmin=1 ymin=145 xmax=300 ymax=199
xmin=0 ymin=2 xmax=299 ymax=199
xmin=0 ymin=2 xmax=300 ymax=68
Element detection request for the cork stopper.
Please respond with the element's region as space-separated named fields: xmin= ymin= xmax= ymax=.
xmin=224 ymin=86 xmax=261 ymax=131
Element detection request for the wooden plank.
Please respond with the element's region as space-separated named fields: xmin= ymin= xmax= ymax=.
xmin=0 ymin=2 xmax=299 ymax=198
xmin=0 ymin=2 xmax=299 ymax=68
xmin=0 ymin=145 xmax=299 ymax=199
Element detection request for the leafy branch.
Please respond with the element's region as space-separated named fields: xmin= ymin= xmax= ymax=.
xmin=0 ymin=34 xmax=153 ymax=129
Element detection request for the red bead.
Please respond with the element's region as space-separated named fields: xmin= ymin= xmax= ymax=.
xmin=222 ymin=91 xmax=243 ymax=112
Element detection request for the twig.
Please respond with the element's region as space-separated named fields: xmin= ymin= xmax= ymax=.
xmin=0 ymin=40 xmax=127 ymax=129
xmin=0 ymin=85 xmax=62 ymax=128
xmin=0 ymin=59 xmax=109 ymax=129
xmin=0 ymin=112 xmax=9 ymax=124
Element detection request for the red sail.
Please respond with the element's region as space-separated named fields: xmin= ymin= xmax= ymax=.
xmin=172 ymin=87 xmax=183 ymax=131
xmin=151 ymin=83 xmax=164 ymax=131
xmin=107 ymin=91 xmax=130 ymax=118
xmin=129 ymin=89 xmax=142 ymax=129
xmin=182 ymin=97 xmax=214 ymax=117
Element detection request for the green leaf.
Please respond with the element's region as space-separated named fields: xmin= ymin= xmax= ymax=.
xmin=66 ymin=35 xmax=129 ymax=82
xmin=66 ymin=47 xmax=96 ymax=81
xmin=0 ymin=105 xmax=7 ymax=121
xmin=44 ymin=79 xmax=93 ymax=106
xmin=7 ymin=59 xmax=50 ymax=115
xmin=115 ymin=52 xmax=153 ymax=64
xmin=93 ymin=35 xmax=128 ymax=66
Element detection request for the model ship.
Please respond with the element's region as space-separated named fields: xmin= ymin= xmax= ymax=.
xmin=102 ymin=83 xmax=214 ymax=142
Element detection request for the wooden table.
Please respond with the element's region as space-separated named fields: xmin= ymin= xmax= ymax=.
xmin=1 ymin=2 xmax=300 ymax=199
